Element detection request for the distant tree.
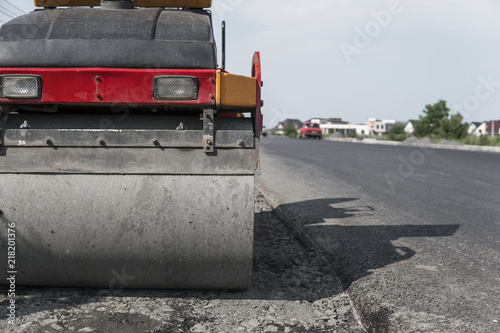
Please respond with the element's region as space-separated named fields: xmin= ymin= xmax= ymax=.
xmin=388 ymin=124 xmax=406 ymax=141
xmin=413 ymin=100 xmax=468 ymax=140
xmin=440 ymin=113 xmax=469 ymax=140
xmin=413 ymin=100 xmax=450 ymax=137
xmin=284 ymin=124 xmax=298 ymax=138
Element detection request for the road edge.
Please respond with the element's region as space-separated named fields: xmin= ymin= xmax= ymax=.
xmin=256 ymin=185 xmax=368 ymax=332
xmin=326 ymin=137 xmax=500 ymax=153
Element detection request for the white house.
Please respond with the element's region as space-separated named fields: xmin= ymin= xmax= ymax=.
xmin=468 ymin=122 xmax=483 ymax=136
xmin=321 ymin=123 xmax=371 ymax=136
xmin=368 ymin=118 xmax=400 ymax=135
xmin=272 ymin=119 xmax=303 ymax=135
xmin=471 ymin=122 xmax=487 ymax=137
xmin=304 ymin=117 xmax=369 ymax=136
xmin=307 ymin=117 xmax=348 ymax=125
xmin=404 ymin=120 xmax=417 ymax=134
xmin=470 ymin=121 xmax=500 ymax=136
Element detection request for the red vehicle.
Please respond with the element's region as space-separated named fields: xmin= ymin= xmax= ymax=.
xmin=299 ymin=122 xmax=322 ymax=139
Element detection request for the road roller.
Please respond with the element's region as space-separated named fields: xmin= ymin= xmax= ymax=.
xmin=0 ymin=0 xmax=263 ymax=289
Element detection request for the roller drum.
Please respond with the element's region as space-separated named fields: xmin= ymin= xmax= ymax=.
xmin=0 ymin=174 xmax=254 ymax=289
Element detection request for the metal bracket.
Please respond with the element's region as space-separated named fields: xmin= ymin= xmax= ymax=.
xmin=0 ymin=106 xmax=10 ymax=147
xmin=203 ymin=109 xmax=215 ymax=154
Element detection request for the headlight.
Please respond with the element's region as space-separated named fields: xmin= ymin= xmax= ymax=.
xmin=1 ymin=75 xmax=42 ymax=99
xmin=154 ymin=76 xmax=198 ymax=100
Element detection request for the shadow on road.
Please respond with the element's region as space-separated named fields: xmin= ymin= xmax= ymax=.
xmin=273 ymin=198 xmax=461 ymax=287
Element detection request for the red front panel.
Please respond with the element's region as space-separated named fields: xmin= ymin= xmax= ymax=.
xmin=0 ymin=68 xmax=216 ymax=106
xmin=252 ymin=52 xmax=263 ymax=135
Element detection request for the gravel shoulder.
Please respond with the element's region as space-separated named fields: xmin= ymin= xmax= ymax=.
xmin=0 ymin=191 xmax=365 ymax=333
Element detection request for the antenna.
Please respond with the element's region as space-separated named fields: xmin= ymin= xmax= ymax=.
xmin=222 ymin=21 xmax=226 ymax=70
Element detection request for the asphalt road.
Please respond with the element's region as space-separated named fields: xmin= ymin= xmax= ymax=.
xmin=257 ymin=136 xmax=500 ymax=332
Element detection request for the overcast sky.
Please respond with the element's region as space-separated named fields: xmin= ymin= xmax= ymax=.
xmin=3 ymin=1 xmax=500 ymax=128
